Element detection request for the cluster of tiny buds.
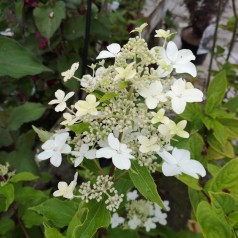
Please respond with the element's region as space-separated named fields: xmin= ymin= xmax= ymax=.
xmin=78 ymin=175 xmax=123 ymax=211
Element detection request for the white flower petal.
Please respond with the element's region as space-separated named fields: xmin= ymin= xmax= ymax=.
xmin=96 ymin=50 xmax=115 ymax=59
xmin=64 ymin=92 xmax=75 ymax=101
xmin=50 ymin=152 xmax=62 ymax=167
xmin=171 ymin=98 xmax=186 ymax=114
xmin=55 ymin=102 xmax=66 ymax=112
xmin=182 ymin=88 xmax=203 ymax=102
xmin=174 ymin=62 xmax=197 ymax=77
xmin=48 ymin=99 xmax=59 ymax=105
xmin=145 ymin=97 xmax=158 ymax=109
xmin=55 ymin=132 xmax=69 ymax=147
xmin=107 ymin=43 xmax=121 ymax=54
xmin=85 ymin=149 xmax=96 ymax=159
xmin=108 ymin=133 xmax=120 ymax=150
xmin=74 ymin=156 xmax=84 ymax=167
xmin=37 ymin=150 xmax=54 ymax=161
xmin=180 ymin=160 xmax=206 ymax=179
xmin=176 ymin=49 xmax=195 ymax=64
xmin=58 ymin=181 xmax=68 ymax=190
xmin=112 ymin=154 xmax=131 ymax=170
xmin=166 ymin=41 xmax=178 ymax=62
xmin=162 ymin=162 xmax=181 ymax=176
xmin=172 ymin=148 xmax=190 ymax=162
xmin=96 ymin=147 xmax=116 ymax=159
xmin=157 ymin=150 xmax=177 ymax=164
xmin=55 ymin=90 xmax=65 ymax=100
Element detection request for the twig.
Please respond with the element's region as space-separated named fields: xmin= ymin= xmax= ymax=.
xmin=226 ymin=0 xmax=238 ymax=62
xmin=205 ymin=0 xmax=223 ymax=91
xmin=17 ymin=215 xmax=29 ymax=238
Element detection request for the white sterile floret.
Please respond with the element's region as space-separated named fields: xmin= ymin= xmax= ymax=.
xmin=138 ymin=81 xmax=167 ymax=109
xmin=110 ymin=213 xmax=125 ymax=228
xmin=152 ymin=206 xmax=168 ymax=225
xmin=96 ymin=43 xmax=121 ymax=59
xmin=71 ymin=144 xmax=96 ymax=167
xmin=166 ymin=78 xmax=203 ymax=114
xmin=60 ymin=113 xmax=78 ymax=126
xmin=127 ymin=190 xmax=139 ymax=201
xmin=151 ymin=109 xmax=170 ymax=124
xmin=74 ymin=94 xmax=99 ymax=117
xmin=158 ymin=119 xmax=189 ymax=139
xmin=144 ymin=218 xmax=156 ymax=232
xmin=157 ymin=148 xmax=206 ymax=179
xmin=53 ymin=172 xmax=78 ymax=199
xmin=48 ymin=89 xmax=74 ymax=112
xmin=157 ymin=41 xmax=197 ymax=77
xmin=61 ymin=62 xmax=79 ymax=82
xmin=96 ymin=133 xmax=134 ymax=170
xmin=138 ymin=135 xmax=160 ymax=153
xmin=37 ymin=132 xmax=71 ymax=167
xmin=155 ymin=29 xmax=171 ymax=38
xmin=80 ymin=74 xmax=97 ymax=91
xmin=114 ymin=62 xmax=137 ymax=81
xmin=128 ymin=215 xmax=141 ymax=229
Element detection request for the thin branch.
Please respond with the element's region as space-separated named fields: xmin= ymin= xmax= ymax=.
xmin=205 ymin=0 xmax=223 ymax=91
xmin=226 ymin=0 xmax=238 ymax=62
xmin=17 ymin=215 xmax=29 ymax=238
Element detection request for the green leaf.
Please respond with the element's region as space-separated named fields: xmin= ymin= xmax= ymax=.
xmin=206 ymin=163 xmax=221 ymax=176
xmin=66 ymin=203 xmax=88 ymax=238
xmin=209 ymin=192 xmax=235 ymax=215
xmin=33 ymin=1 xmax=66 ymax=39
xmin=180 ymin=103 xmax=204 ymax=130
xmin=196 ymin=201 xmax=232 ymax=238
xmin=22 ymin=210 xmax=44 ymax=228
xmin=105 ymin=228 xmax=139 ymax=238
xmin=129 ymin=161 xmax=165 ymax=209
xmin=0 ymin=184 xmax=14 ymax=212
xmin=210 ymin=158 xmax=238 ymax=194
xmin=188 ymin=188 xmax=205 ymax=213
xmin=189 ymin=133 xmax=204 ymax=161
xmin=0 ymin=218 xmax=15 ymax=235
xmin=10 ymin=172 xmax=39 ymax=183
xmin=15 ymin=186 xmax=48 ymax=208
xmin=205 ymin=71 xmax=227 ymax=113
xmin=74 ymin=199 xmax=110 ymax=238
xmin=45 ymin=227 xmax=65 ymax=238
xmin=7 ymin=131 xmax=39 ymax=173
xmin=0 ymin=37 xmax=51 ymax=78
xmin=32 ymin=125 xmax=53 ymax=142
xmin=63 ymin=15 xmax=85 ymax=40
xmin=8 ymin=102 xmax=46 ymax=130
xmin=30 ymin=198 xmax=77 ymax=228
xmin=176 ymin=174 xmax=202 ymax=190
xmin=207 ymin=134 xmax=234 ymax=158
xmin=224 ymin=96 xmax=238 ymax=112
xmin=0 ymin=128 xmax=13 ymax=148
xmin=99 ymin=92 xmax=117 ymax=103
xmin=68 ymin=122 xmax=90 ymax=134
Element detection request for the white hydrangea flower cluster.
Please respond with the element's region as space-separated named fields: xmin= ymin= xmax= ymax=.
xmin=110 ymin=190 xmax=170 ymax=232
xmin=78 ymin=175 xmax=124 ymax=211
xmin=37 ymin=24 xmax=206 ymax=205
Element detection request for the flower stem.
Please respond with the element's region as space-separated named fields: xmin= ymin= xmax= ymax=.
xmin=93 ymin=160 xmax=105 ymax=176
xmin=114 ymin=171 xmax=128 ymax=182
